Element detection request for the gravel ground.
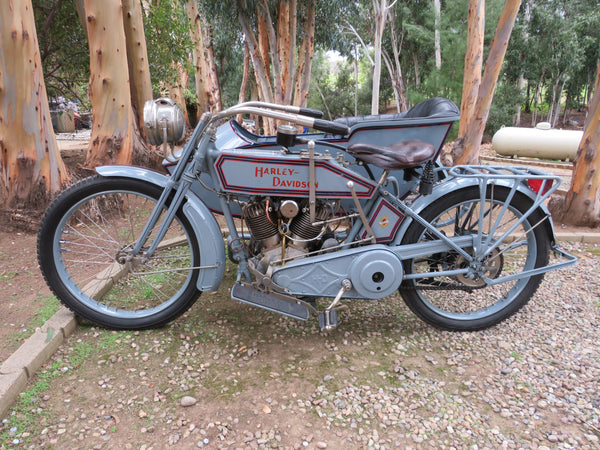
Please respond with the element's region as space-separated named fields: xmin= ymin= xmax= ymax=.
xmin=1 ymin=242 xmax=599 ymax=449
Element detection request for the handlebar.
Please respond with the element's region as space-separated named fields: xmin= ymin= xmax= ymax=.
xmin=298 ymin=107 xmax=324 ymax=119
xmin=312 ymin=119 xmax=350 ymax=135
xmin=212 ymin=102 xmax=349 ymax=136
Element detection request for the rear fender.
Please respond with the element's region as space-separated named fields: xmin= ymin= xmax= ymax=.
xmin=96 ymin=166 xmax=226 ymax=291
xmin=392 ymin=177 xmax=556 ymax=246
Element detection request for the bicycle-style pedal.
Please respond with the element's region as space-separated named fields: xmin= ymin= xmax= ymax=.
xmin=318 ymin=309 xmax=338 ymax=331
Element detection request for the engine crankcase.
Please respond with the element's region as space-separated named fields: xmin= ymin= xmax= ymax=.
xmin=271 ymin=245 xmax=403 ymax=299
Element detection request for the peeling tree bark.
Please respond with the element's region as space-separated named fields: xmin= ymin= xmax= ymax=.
xmin=168 ymin=62 xmax=191 ymax=128
xmin=277 ymin=0 xmax=296 ymax=105
xmin=0 ymin=0 xmax=69 ymax=208
xmin=84 ymin=0 xmax=135 ymax=167
xmin=237 ymin=0 xmax=274 ymax=106
xmin=452 ymin=0 xmax=521 ymax=166
xmin=237 ymin=0 xmax=316 ymax=132
xmin=382 ymin=16 xmax=409 ymax=114
xmin=458 ymin=0 xmax=484 ymax=139
xmin=293 ymin=0 xmax=315 ymax=108
xmin=239 ymin=43 xmax=251 ymax=104
xmin=434 ymin=0 xmax=442 ymax=70
xmin=203 ymin=24 xmax=222 ymax=112
xmin=122 ymin=0 xmax=152 ymax=131
xmin=238 ymin=1 xmax=275 ymax=134
xmin=187 ymin=0 xmax=209 ymax=114
xmin=371 ymin=0 xmax=388 ymax=115
xmin=550 ymin=57 xmax=600 ymax=227
xmin=257 ymin=5 xmax=271 ymax=87
xmin=186 ymin=1 xmax=220 ymax=114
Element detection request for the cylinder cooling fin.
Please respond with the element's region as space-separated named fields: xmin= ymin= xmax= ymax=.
xmin=289 ymin=204 xmax=330 ymax=241
xmin=244 ymin=200 xmax=278 ymax=241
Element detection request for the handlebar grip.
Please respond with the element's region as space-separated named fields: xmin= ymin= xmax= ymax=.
xmin=298 ymin=107 xmax=323 ymax=119
xmin=312 ymin=119 xmax=350 ymax=136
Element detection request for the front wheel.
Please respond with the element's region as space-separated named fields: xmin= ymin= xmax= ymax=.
xmin=38 ymin=176 xmax=201 ymax=329
xmin=399 ymin=185 xmax=550 ymax=331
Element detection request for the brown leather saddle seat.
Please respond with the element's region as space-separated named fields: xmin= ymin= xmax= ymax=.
xmin=347 ymin=139 xmax=435 ymax=170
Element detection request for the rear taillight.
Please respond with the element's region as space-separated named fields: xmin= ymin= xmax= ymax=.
xmin=527 ymin=178 xmax=554 ymax=195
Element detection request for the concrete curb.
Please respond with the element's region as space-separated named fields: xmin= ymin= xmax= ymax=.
xmin=0 ymin=232 xmax=597 ymax=420
xmin=0 ymin=307 xmax=76 ymax=419
xmin=555 ymin=232 xmax=600 ymax=244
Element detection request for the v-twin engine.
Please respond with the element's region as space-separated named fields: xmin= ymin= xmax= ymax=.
xmin=243 ymin=197 xmax=334 ymax=274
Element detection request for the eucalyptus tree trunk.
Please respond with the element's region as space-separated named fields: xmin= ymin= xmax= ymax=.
xmin=457 ymin=0 xmax=484 ymax=139
xmin=122 ymin=0 xmax=152 ymax=127
xmin=237 ymin=1 xmax=275 ymax=134
xmin=203 ymin=25 xmax=222 ymax=112
xmin=74 ymin=0 xmax=87 ymax=32
xmin=277 ymin=0 xmax=297 ymax=105
xmin=549 ymin=57 xmax=600 ymax=227
xmin=168 ymin=63 xmax=191 ymax=128
xmin=383 ymin=12 xmax=409 ymax=113
xmin=236 ymin=0 xmax=316 ymax=133
xmin=83 ymin=0 xmax=135 ymax=167
xmin=0 ymin=0 xmax=69 ymax=208
xmin=186 ymin=1 xmax=222 ymax=114
xmin=237 ymin=0 xmax=274 ymax=106
xmin=514 ymin=1 xmax=530 ymax=126
xmin=239 ymin=43 xmax=251 ymax=105
xmin=293 ymin=0 xmax=315 ymax=108
xmin=371 ymin=0 xmax=389 ymax=115
xmin=433 ymin=0 xmax=442 ymax=70
xmin=452 ymin=0 xmax=521 ymax=165
xmin=187 ymin=1 xmax=210 ymax=113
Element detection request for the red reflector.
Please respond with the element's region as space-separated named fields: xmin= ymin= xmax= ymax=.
xmin=527 ymin=179 xmax=554 ymax=195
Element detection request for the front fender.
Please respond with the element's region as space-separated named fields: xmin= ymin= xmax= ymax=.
xmin=96 ymin=166 xmax=226 ymax=291
xmin=392 ymin=176 xmax=556 ymax=245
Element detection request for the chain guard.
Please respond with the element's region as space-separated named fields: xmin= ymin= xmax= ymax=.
xmin=400 ymin=281 xmax=481 ymax=292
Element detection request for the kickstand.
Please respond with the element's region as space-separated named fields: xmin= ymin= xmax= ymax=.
xmin=318 ymin=279 xmax=352 ymax=331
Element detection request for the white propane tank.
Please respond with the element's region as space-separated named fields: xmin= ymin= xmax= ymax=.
xmin=492 ymin=122 xmax=583 ymax=160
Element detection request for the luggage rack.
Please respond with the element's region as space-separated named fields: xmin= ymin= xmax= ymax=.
xmin=448 ymin=165 xmax=562 ymax=202
xmin=449 ymin=164 xmax=563 ymax=179
xmin=445 ymin=165 xmax=574 ymax=268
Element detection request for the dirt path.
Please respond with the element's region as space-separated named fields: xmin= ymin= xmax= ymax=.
xmin=0 ymin=241 xmax=599 ymax=448
xmin=0 ymin=231 xmax=53 ymax=361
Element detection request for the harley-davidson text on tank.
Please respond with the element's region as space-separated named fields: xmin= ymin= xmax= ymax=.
xmin=214 ymin=151 xmax=376 ymax=198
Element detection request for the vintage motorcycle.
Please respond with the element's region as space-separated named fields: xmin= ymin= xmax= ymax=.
xmin=37 ymin=97 xmax=577 ymax=332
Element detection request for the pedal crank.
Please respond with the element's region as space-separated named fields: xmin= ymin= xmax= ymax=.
xmin=318 ymin=279 xmax=352 ymax=331
xmin=318 ymin=309 xmax=338 ymax=331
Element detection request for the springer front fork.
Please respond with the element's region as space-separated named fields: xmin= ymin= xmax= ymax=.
xmin=129 ymin=119 xmax=212 ymax=259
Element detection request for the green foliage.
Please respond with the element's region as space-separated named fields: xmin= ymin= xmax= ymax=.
xmin=209 ymin=23 xmax=245 ymax=109
xmin=486 ymin=81 xmax=524 ymax=137
xmin=307 ymin=50 xmax=393 ymax=119
xmin=32 ymin=0 xmax=89 ymax=103
xmin=31 ymin=0 xmax=600 ymax=129
xmin=507 ymin=0 xmax=600 ymax=117
xmin=33 ymin=295 xmax=61 ymax=328
xmin=327 ymin=0 xmax=507 ymax=114
xmin=69 ymin=341 xmax=94 ymax=367
xmin=0 ymin=361 xmax=63 ymax=446
xmin=143 ymin=1 xmax=194 ymax=93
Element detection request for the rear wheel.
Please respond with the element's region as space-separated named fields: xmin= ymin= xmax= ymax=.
xmin=38 ymin=176 xmax=201 ymax=329
xmin=399 ymin=186 xmax=550 ymax=331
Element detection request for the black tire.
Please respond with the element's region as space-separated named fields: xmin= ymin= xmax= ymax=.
xmin=38 ymin=176 xmax=201 ymax=329
xmin=399 ymin=185 xmax=550 ymax=331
